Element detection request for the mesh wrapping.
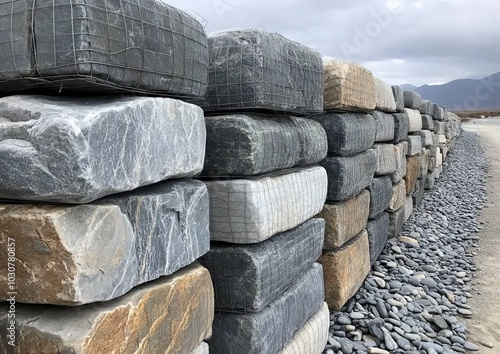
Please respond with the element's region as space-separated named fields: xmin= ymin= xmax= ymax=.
xmin=199 ymin=218 xmax=324 ymax=313
xmin=373 ymin=111 xmax=395 ymax=142
xmin=366 ymin=212 xmax=389 ymax=264
xmin=191 ymin=28 xmax=323 ymax=114
xmin=323 ymin=59 xmax=376 ymax=112
xmin=403 ymin=90 xmax=423 ymax=109
xmin=0 ymin=0 xmax=208 ymax=97
xmin=202 ymin=114 xmax=327 ymax=177
xmin=208 ymin=264 xmax=324 ymax=354
xmin=367 ymin=176 xmax=392 ymax=219
xmin=374 ymin=78 xmax=397 ymax=112
xmin=373 ymin=143 xmax=397 ymax=176
xmin=278 ymin=302 xmax=329 ymax=354
xmin=205 ymin=166 xmax=327 ymax=244
xmin=321 ymin=150 xmax=377 ymax=202
xmin=311 ymin=112 xmax=375 ymax=156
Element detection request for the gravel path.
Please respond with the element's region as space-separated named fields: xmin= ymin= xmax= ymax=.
xmin=323 ymin=131 xmax=489 ymax=354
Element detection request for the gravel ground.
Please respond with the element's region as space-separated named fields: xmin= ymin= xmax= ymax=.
xmin=323 ymin=131 xmax=489 ymax=354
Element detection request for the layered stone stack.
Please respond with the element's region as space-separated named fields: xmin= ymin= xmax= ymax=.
xmin=0 ymin=3 xmax=214 ymax=353
xmin=196 ymin=29 xmax=329 ymax=354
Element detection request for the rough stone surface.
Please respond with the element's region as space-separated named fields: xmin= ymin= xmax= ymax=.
xmin=323 ymin=59 xmax=376 ymax=111
xmin=319 ymin=231 xmax=371 ymax=310
xmin=388 ymin=206 xmax=405 ymax=238
xmin=412 ymin=178 xmax=425 ymax=206
xmin=391 ymin=143 xmax=408 ymax=184
xmin=430 ymin=134 xmax=440 ymax=157
xmin=374 ymin=78 xmax=397 ymax=112
xmin=405 ymin=156 xmax=419 ymax=195
xmin=0 ymin=0 xmax=209 ymax=97
xmin=388 ymin=180 xmax=407 ymax=212
xmin=403 ymin=195 xmax=413 ymax=222
xmin=0 ymin=95 xmax=206 ymax=203
xmin=407 ymin=135 xmax=423 ymax=156
xmin=432 ymin=104 xmax=445 ymax=120
xmin=311 ymin=112 xmax=376 ymax=156
xmin=367 ymin=213 xmax=389 ymax=264
xmin=195 ymin=29 xmax=323 ymax=114
xmin=425 ymin=171 xmax=436 ymax=190
xmin=202 ymin=114 xmax=327 ymax=176
xmin=0 ymin=180 xmax=209 ymax=305
xmin=368 ymin=176 xmax=393 ymax=219
xmin=392 ymin=85 xmax=405 ymax=112
xmin=392 ymin=112 xmax=410 ymax=144
xmin=209 ymin=264 xmax=324 ymax=354
xmin=373 ymin=144 xmax=397 ymax=176
xmin=206 ymin=166 xmax=327 ymax=244
xmin=435 ymin=121 xmax=446 ymax=134
xmin=419 ymin=130 xmax=434 ymax=147
xmin=319 ymin=190 xmax=370 ymax=249
xmin=403 ymin=90 xmax=423 ymax=109
xmin=200 ymin=219 xmax=324 ymax=312
xmin=190 ymin=343 xmax=209 ymax=354
xmin=373 ymin=111 xmax=395 ymax=142
xmin=419 ymin=99 xmax=434 ymax=115
xmin=321 ymin=150 xmax=377 ymax=202
xmin=278 ymin=303 xmax=329 ymax=354
xmin=0 ymin=263 xmax=214 ymax=354
xmin=418 ymin=148 xmax=431 ymax=179
xmin=421 ymin=114 xmax=435 ymax=131
xmin=406 ymin=108 xmax=423 ymax=133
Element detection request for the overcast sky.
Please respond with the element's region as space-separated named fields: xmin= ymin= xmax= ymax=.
xmin=165 ymin=0 xmax=499 ymax=87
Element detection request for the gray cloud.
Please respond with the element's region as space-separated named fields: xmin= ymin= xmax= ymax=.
xmin=165 ymin=0 xmax=499 ymax=86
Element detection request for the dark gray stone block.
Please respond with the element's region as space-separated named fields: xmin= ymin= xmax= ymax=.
xmin=391 ymin=85 xmax=405 ymax=112
xmin=373 ymin=111 xmax=395 ymax=142
xmin=202 ymin=114 xmax=327 ymax=176
xmin=412 ymin=179 xmax=426 ymax=207
xmin=321 ymin=150 xmax=377 ymax=202
xmin=0 ymin=0 xmax=208 ymax=97
xmin=392 ymin=112 xmax=409 ymax=144
xmin=0 ymin=95 xmax=206 ymax=203
xmin=200 ymin=219 xmax=324 ymax=313
xmin=367 ymin=212 xmax=389 ymax=264
xmin=403 ymin=90 xmax=422 ymax=109
xmin=310 ymin=112 xmax=376 ymax=156
xmin=432 ymin=103 xmax=445 ymax=120
xmin=368 ymin=176 xmax=393 ymax=219
xmin=421 ymin=115 xmax=434 ymax=131
xmin=425 ymin=172 xmax=436 ymax=190
xmin=419 ymin=100 xmax=434 ymax=115
xmin=193 ymin=29 xmax=323 ymax=114
xmin=389 ymin=207 xmax=405 ymax=238
xmin=209 ymin=264 xmax=324 ymax=354
xmin=419 ymin=130 xmax=434 ymax=147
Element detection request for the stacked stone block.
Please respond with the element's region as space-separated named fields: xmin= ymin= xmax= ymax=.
xmin=197 ymin=29 xmax=329 ymax=354
xmin=0 ymin=4 xmax=214 ymax=353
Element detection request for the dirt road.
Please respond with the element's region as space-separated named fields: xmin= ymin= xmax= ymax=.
xmin=461 ymin=118 xmax=500 ymax=352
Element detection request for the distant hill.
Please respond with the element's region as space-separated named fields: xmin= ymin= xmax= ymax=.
xmin=400 ymin=84 xmax=417 ymax=91
xmin=411 ymin=72 xmax=500 ymax=111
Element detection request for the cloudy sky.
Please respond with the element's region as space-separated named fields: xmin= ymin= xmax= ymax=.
xmin=165 ymin=0 xmax=499 ymax=87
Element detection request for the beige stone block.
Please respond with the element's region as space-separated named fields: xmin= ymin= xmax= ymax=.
xmin=404 ymin=156 xmax=419 ymax=195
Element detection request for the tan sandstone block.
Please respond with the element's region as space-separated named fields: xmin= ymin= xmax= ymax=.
xmin=388 ymin=180 xmax=406 ymax=212
xmin=0 ymin=263 xmax=214 ymax=354
xmin=319 ymin=230 xmax=371 ymax=311
xmin=404 ymin=156 xmax=419 ymax=195
xmin=318 ymin=190 xmax=370 ymax=250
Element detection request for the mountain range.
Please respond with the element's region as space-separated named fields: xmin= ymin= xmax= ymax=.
xmin=401 ymin=72 xmax=500 ymax=111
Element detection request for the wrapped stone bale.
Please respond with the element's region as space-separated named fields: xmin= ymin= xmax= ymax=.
xmin=405 ymin=156 xmax=419 ymax=195
xmin=278 ymin=303 xmax=329 ymax=354
xmin=391 ymin=142 xmax=407 ymax=184
xmin=392 ymin=112 xmax=409 ymax=143
xmin=421 ymin=114 xmax=434 ymax=131
xmin=199 ymin=219 xmax=324 ymax=312
xmin=0 ymin=180 xmax=209 ymax=305
xmin=0 ymin=264 xmax=214 ymax=354
xmin=419 ymin=130 xmax=434 ymax=147
xmin=403 ymin=90 xmax=422 ymax=109
xmin=202 ymin=114 xmax=327 ymax=176
xmin=0 ymin=95 xmax=206 ymax=204
xmin=374 ymin=78 xmax=397 ymax=112
xmin=0 ymin=0 xmax=209 ymax=97
xmin=195 ymin=29 xmax=323 ymax=114
xmin=366 ymin=212 xmax=389 ymax=264
xmin=389 ymin=206 xmax=406 ymax=238
xmin=406 ymin=108 xmax=423 ymax=133
xmin=373 ymin=111 xmax=395 ymax=142
xmin=388 ymin=180 xmax=406 ymax=212
xmin=407 ymin=136 xmax=422 ymax=156
xmin=318 ymin=190 xmax=370 ymax=249
xmin=367 ymin=176 xmax=393 ymax=219
xmin=392 ymin=85 xmax=405 ymax=112
xmin=321 ymin=150 xmax=377 ymax=202
xmin=323 ymin=59 xmax=376 ymax=111
xmin=311 ymin=112 xmax=375 ymax=156
xmin=205 ymin=166 xmax=327 ymax=244
xmin=209 ymin=264 xmax=324 ymax=354
xmin=373 ymin=144 xmax=397 ymax=176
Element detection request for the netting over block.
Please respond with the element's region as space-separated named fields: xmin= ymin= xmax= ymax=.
xmin=0 ymin=0 xmax=208 ymax=97
xmin=190 ymin=28 xmax=323 ymax=114
xmin=323 ymin=59 xmax=376 ymax=112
